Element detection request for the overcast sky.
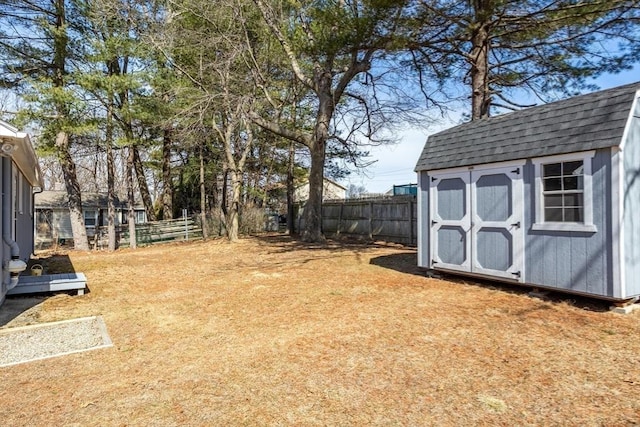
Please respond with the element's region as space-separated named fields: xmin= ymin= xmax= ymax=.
xmin=343 ymin=66 xmax=640 ymax=194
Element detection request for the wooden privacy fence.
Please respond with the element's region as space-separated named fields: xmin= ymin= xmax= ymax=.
xmin=319 ymin=195 xmax=417 ymax=246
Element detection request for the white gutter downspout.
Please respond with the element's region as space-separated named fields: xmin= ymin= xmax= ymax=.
xmin=2 ymin=157 xmax=27 ymax=290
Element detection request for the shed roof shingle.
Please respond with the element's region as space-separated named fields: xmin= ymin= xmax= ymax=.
xmin=415 ymin=82 xmax=640 ymax=172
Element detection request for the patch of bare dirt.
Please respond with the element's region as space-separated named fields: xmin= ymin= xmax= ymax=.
xmin=1 ymin=235 xmax=639 ymax=426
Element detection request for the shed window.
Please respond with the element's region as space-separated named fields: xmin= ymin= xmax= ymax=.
xmin=542 ymin=161 xmax=584 ymax=222
xmin=532 ymin=151 xmax=596 ymax=233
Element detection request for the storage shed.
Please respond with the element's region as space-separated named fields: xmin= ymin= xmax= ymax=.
xmin=415 ymin=82 xmax=640 ymax=301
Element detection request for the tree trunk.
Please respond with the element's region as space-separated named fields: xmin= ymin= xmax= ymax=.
xmin=287 ymin=140 xmax=295 ymax=235
xmin=56 ymin=131 xmax=89 ymax=250
xmin=52 ymin=0 xmax=88 ymax=250
xmin=106 ymin=99 xmax=117 ymax=251
xmin=199 ymin=142 xmax=208 ymax=239
xmin=227 ymin=170 xmax=241 ymax=242
xmin=126 ymin=147 xmax=137 ymax=249
xmin=220 ymin=170 xmax=229 ymax=236
xmin=133 ymin=146 xmax=156 ymax=222
xmin=470 ymin=10 xmax=491 ymax=120
xmin=301 ymin=81 xmax=332 ymax=243
xmin=301 ymin=142 xmax=326 ymax=243
xmin=162 ymin=128 xmax=173 ymax=220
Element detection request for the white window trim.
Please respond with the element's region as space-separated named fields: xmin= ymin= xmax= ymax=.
xmin=531 ymin=151 xmax=597 ymax=233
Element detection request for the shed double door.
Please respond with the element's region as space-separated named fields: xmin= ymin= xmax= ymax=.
xmin=429 ymin=164 xmax=524 ymax=282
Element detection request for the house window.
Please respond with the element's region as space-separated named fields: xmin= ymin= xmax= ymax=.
xmin=84 ymin=210 xmax=97 ymax=227
xmin=17 ymin=174 xmax=24 ymax=214
xmin=135 ymin=210 xmax=145 ymax=224
xmin=532 ymin=151 xmax=596 ymax=232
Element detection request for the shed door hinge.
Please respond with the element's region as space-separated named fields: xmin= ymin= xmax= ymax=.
xmin=431 ymin=176 xmax=437 ymax=182
xmin=511 ymin=168 xmax=520 ymax=175
xmin=512 ymin=271 xmax=521 ymax=278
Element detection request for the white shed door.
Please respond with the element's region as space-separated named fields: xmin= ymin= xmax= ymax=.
xmin=430 ymin=165 xmax=524 ymax=282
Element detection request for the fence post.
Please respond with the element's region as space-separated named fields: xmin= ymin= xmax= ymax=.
xmin=409 ymin=198 xmax=415 ymax=246
xmin=368 ymin=201 xmax=373 ymax=240
xmin=337 ymin=202 xmax=344 ymax=236
xmin=183 ymin=209 xmax=189 ymax=240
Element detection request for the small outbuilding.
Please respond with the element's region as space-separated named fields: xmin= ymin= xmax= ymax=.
xmin=415 ymin=82 xmax=640 ymax=301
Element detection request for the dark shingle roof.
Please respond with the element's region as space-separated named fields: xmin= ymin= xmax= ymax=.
xmin=415 ymin=82 xmax=640 ymax=172
xmin=35 ymin=191 xmax=126 ymax=209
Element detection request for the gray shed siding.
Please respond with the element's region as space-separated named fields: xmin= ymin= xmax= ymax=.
xmin=417 ymin=149 xmax=617 ymax=298
xmin=623 ymin=100 xmax=640 ymax=297
xmin=416 ymin=84 xmax=640 ymax=300
xmin=523 ymin=149 xmax=613 ymax=297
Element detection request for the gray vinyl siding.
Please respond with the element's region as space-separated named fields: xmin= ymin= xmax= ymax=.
xmin=623 ymin=101 xmax=640 ymax=297
xmin=417 ymin=172 xmax=430 ymax=268
xmin=524 ymin=149 xmax=613 ymax=297
xmin=15 ymin=172 xmax=35 ymax=261
xmin=1 ymin=159 xmax=5 ymax=299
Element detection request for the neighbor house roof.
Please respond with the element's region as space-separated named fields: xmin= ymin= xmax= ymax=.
xmin=35 ymin=191 xmax=127 ymax=209
xmin=415 ymin=82 xmax=640 ymax=172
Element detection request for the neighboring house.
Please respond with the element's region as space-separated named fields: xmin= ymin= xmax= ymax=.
xmin=1 ymin=120 xmax=43 ymax=303
xmin=294 ymin=177 xmax=347 ymax=202
xmin=415 ymin=82 xmax=640 ymax=301
xmin=390 ymin=184 xmax=417 ymax=196
xmin=35 ymin=191 xmax=147 ymax=246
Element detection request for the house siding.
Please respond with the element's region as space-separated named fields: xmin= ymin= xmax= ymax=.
xmin=15 ymin=172 xmax=34 ymax=261
xmin=1 ymin=159 xmax=5 ymax=299
xmin=623 ymin=100 xmax=640 ymax=297
xmin=524 ymin=149 xmax=613 ymax=297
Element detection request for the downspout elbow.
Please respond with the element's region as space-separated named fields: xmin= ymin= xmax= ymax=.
xmin=7 ymin=272 xmax=20 ymax=290
xmin=3 ymin=247 xmax=26 ymax=291
xmin=3 ymin=233 xmax=20 ymax=258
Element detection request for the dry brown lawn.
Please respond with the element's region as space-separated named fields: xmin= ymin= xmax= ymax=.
xmin=1 ymin=235 xmax=639 ymax=426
